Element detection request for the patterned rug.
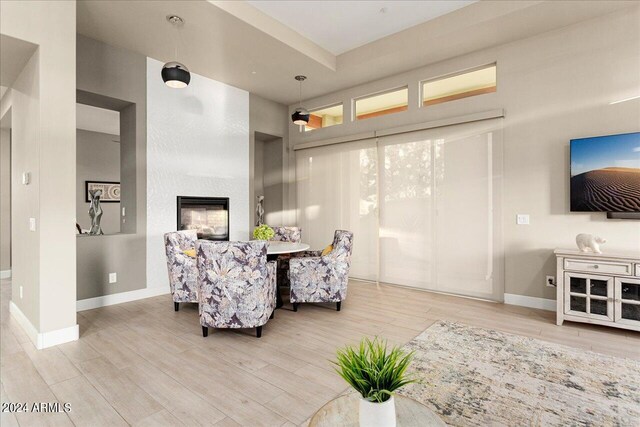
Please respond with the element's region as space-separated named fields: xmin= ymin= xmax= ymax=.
xmin=398 ymin=321 xmax=640 ymax=426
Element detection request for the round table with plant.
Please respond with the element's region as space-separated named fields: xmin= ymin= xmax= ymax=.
xmin=310 ymin=337 xmax=445 ymax=427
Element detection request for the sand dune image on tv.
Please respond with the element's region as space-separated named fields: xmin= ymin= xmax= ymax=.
xmin=571 ymin=167 xmax=640 ymax=212
xmin=570 ymin=132 xmax=640 ymax=213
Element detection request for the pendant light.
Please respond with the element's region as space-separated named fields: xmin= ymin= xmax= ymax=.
xmin=291 ymin=75 xmax=310 ymax=125
xmin=162 ymin=15 xmax=191 ymax=88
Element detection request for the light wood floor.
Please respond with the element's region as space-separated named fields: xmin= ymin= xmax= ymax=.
xmin=2 ymin=278 xmax=639 ymax=427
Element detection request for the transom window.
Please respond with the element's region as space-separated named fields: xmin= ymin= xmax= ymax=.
xmin=354 ymin=87 xmax=408 ymax=121
xmin=304 ymin=103 xmax=343 ymax=132
xmin=422 ymin=64 xmax=496 ymax=106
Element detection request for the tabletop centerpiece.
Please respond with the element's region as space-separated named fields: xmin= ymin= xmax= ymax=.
xmin=333 ymin=337 xmax=417 ymax=427
xmin=253 ymin=224 xmax=275 ymax=241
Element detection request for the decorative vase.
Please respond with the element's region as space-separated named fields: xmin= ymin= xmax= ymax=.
xmin=359 ymin=396 xmax=396 ymax=427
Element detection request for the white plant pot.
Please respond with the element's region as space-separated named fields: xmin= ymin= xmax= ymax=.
xmin=359 ymin=395 xmax=396 ymax=427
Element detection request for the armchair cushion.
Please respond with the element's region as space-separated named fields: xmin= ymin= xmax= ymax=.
xmin=182 ymin=248 xmax=196 ymax=258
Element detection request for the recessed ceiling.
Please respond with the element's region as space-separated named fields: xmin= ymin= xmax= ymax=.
xmin=77 ymin=1 xmax=635 ymax=105
xmin=247 ymin=1 xmax=476 ymax=55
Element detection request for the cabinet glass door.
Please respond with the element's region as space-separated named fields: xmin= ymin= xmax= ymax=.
xmin=614 ymin=278 xmax=640 ymax=326
xmin=564 ymin=273 xmax=613 ymax=320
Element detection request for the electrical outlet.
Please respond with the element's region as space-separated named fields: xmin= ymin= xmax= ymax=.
xmin=516 ymin=214 xmax=530 ymax=225
xmin=29 ymin=218 xmax=36 ymax=231
xmin=109 ymin=273 xmax=117 ymax=284
xmin=546 ymin=275 xmax=556 ymax=287
xmin=19 ymin=286 xmax=23 ymax=299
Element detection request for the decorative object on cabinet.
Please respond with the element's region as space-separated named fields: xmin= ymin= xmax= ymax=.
xmin=575 ymin=233 xmax=606 ymax=253
xmin=555 ymin=249 xmax=640 ymax=332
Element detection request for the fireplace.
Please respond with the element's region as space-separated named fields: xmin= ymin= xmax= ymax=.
xmin=177 ymin=196 xmax=229 ymax=241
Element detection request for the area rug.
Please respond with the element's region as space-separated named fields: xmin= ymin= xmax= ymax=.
xmin=398 ymin=321 xmax=640 ymax=426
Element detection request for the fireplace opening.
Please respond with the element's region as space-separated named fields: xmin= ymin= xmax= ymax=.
xmin=177 ymin=196 xmax=229 ymax=241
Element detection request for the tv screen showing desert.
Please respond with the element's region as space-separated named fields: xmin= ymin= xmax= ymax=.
xmin=570 ymin=132 xmax=640 ymax=212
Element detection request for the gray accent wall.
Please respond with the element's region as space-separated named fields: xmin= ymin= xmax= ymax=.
xmin=76 ymin=35 xmax=147 ymax=301
xmin=76 ymin=129 xmax=120 ymax=235
xmin=249 ymin=94 xmax=291 ymax=229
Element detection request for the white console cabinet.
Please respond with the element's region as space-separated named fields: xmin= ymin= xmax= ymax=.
xmin=555 ymin=249 xmax=640 ymax=332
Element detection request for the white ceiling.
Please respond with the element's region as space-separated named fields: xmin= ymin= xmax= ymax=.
xmin=76 ymin=103 xmax=120 ymax=137
xmin=247 ymin=1 xmax=476 ymax=55
xmin=77 ymin=1 xmax=636 ymax=105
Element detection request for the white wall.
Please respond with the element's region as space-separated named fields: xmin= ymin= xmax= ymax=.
xmin=287 ymin=6 xmax=640 ymax=301
xmin=0 ymin=0 xmax=77 ymax=344
xmin=146 ymin=58 xmax=250 ymax=290
xmin=0 ymin=127 xmax=10 ymax=272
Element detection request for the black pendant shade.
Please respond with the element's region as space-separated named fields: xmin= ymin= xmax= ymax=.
xmin=162 ymin=61 xmax=191 ymax=88
xmin=291 ymin=107 xmax=310 ymax=126
xmin=291 ymin=75 xmax=309 ymax=125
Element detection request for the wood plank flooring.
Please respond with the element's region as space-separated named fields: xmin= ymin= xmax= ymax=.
xmin=1 ymin=278 xmax=639 ymax=426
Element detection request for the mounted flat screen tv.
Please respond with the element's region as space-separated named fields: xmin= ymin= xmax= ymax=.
xmin=570 ymin=132 xmax=640 ymax=214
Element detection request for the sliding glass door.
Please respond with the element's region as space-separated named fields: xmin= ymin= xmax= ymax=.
xmin=295 ymin=139 xmax=378 ymax=281
xmin=377 ymin=132 xmax=435 ymax=289
xmin=295 ymin=118 xmax=503 ymax=300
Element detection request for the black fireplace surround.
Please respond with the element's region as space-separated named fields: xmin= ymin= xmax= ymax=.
xmin=177 ymin=196 xmax=229 ymax=241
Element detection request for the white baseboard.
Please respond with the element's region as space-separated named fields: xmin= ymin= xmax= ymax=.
xmin=504 ymin=293 xmax=556 ymax=311
xmin=1 ymin=269 xmax=11 ymax=279
xmin=77 ymin=286 xmax=170 ymax=312
xmin=10 ymin=301 xmax=79 ymax=349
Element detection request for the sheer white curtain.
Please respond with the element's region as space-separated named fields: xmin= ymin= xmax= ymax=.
xmin=295 ymin=118 xmax=503 ymax=300
xmin=378 ymin=118 xmax=503 ymax=300
xmin=295 ymin=139 xmax=378 ymax=281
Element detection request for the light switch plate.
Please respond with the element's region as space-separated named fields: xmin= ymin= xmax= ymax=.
xmin=109 ymin=273 xmax=117 ymax=284
xmin=22 ymin=172 xmax=30 ymax=185
xmin=516 ymin=214 xmax=530 ymax=225
xmin=29 ymin=218 xmax=36 ymax=231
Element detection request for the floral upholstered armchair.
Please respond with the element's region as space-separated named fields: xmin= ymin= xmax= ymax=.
xmin=270 ymin=226 xmax=302 ymax=288
xmin=271 ymin=226 xmax=302 ymax=243
xmin=164 ymin=230 xmax=199 ymax=311
xmin=289 ymin=230 xmax=353 ymax=312
xmin=196 ymin=240 xmax=277 ymax=338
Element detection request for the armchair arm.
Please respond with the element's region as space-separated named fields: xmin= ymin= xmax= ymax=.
xmin=266 ymin=260 xmax=277 ymax=306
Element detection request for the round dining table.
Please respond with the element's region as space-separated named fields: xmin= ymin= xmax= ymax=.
xmin=266 ymin=241 xmax=310 ymax=308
